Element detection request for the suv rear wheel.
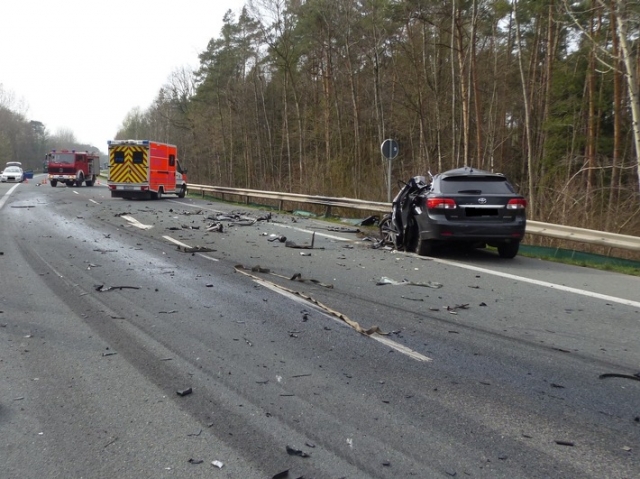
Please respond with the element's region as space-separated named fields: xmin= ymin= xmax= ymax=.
xmin=497 ymin=241 xmax=519 ymax=259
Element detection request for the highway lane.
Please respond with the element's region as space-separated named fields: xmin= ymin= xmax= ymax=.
xmin=1 ymin=179 xmax=639 ymax=478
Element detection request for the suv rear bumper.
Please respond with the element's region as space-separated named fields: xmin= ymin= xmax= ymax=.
xmin=418 ymin=217 xmax=526 ymax=242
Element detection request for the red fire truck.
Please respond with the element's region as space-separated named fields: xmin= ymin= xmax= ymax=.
xmin=45 ymin=149 xmax=100 ymax=187
xmin=107 ymin=140 xmax=187 ymax=199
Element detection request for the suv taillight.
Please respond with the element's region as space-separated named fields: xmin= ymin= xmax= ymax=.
xmin=427 ymin=197 xmax=457 ymax=209
xmin=506 ymin=198 xmax=527 ymax=209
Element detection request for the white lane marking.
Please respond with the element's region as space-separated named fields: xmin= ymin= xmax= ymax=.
xmin=370 ymin=334 xmax=432 ymax=362
xmin=89 ymin=199 xmax=100 ymax=205
xmin=432 ymin=257 xmax=640 ymax=309
xmin=273 ymin=223 xmax=351 ymax=242
xmin=257 ymin=279 xmax=432 ymax=362
xmin=162 ymin=235 xmax=219 ymax=262
xmin=121 ymin=215 xmax=153 ymax=230
xmin=0 ymin=184 xmax=21 ymax=210
xmin=73 ymin=190 xmax=79 ymax=195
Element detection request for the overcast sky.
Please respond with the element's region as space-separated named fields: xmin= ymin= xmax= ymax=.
xmin=1 ymin=0 xmax=246 ymax=151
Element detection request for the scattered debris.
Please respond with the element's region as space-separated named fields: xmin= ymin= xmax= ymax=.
xmin=358 ymin=215 xmax=379 ymax=226
xmin=599 ymin=373 xmax=640 ymax=381
xmin=377 ymin=276 xmax=443 ymax=289
xmin=286 ymin=445 xmax=311 ymax=458
xmin=234 ymin=265 xmax=386 ymax=336
xmin=177 ymin=387 xmax=193 ymax=397
xmin=272 ymin=470 xmax=289 ymax=479
xmin=252 ymin=265 xmax=270 ymax=273
xmin=207 ymin=222 xmax=224 ymax=232
xmin=94 ymin=284 xmax=140 ymax=292
xmin=176 ymin=245 xmax=215 ymax=253
xmin=188 ymin=458 xmax=203 ymax=465
xmin=159 ymin=310 xmax=178 ymax=314
xmin=326 ymin=226 xmax=360 ymax=233
xmin=268 ymin=234 xmax=287 ymax=242
xmin=187 ymin=429 xmax=202 ymax=437
xmin=285 ymin=232 xmax=323 ymax=250
xmin=211 ymin=460 xmax=224 ymax=468
xmin=102 ymin=351 xmax=117 ymax=357
xmin=446 ymin=304 xmax=469 ymax=313
xmin=554 ymin=440 xmax=575 ymax=447
xmin=290 ymin=273 xmax=333 ymax=289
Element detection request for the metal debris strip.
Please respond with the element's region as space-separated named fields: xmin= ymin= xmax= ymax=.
xmin=234 ymin=265 xmax=385 ymax=336
xmin=94 ymin=284 xmax=141 ymax=292
xmin=599 ymin=373 xmax=640 ymax=381
xmin=207 ymin=222 xmax=224 ymax=232
xmin=376 ymin=276 xmax=443 ymax=289
xmin=285 ymin=231 xmax=324 ymax=249
xmin=176 ymin=387 xmax=193 ymax=397
xmin=176 ymin=245 xmax=216 ymax=253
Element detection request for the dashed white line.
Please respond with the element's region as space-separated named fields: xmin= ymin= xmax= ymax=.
xmin=162 ymin=235 xmax=219 ymax=262
xmin=121 ymin=215 xmax=153 ymax=230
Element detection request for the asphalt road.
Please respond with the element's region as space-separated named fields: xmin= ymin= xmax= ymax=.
xmin=1 ymin=177 xmax=639 ymax=479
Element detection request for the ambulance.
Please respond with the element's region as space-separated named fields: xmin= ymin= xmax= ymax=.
xmin=107 ymin=140 xmax=187 ymax=199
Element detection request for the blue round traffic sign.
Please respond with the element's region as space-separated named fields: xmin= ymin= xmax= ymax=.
xmin=381 ymin=139 xmax=399 ymax=160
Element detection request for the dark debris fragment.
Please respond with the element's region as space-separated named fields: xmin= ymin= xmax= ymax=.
xmin=286 ymin=445 xmax=311 ymax=458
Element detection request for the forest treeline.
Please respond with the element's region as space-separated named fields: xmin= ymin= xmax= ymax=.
xmin=2 ymin=0 xmax=640 ymax=239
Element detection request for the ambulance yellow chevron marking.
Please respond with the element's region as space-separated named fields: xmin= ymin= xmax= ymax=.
xmin=108 ymin=146 xmax=148 ymax=184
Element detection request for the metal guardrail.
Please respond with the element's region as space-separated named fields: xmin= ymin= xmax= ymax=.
xmin=189 ymin=183 xmax=640 ymax=252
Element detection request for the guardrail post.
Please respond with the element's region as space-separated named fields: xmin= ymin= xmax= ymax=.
xmin=279 ymin=200 xmax=283 ymax=211
xmin=324 ymin=205 xmax=332 ymax=218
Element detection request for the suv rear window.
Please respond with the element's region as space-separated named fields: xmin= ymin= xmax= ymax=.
xmin=440 ymin=176 xmax=515 ymax=194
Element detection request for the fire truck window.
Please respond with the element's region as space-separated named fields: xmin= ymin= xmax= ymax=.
xmin=76 ymin=154 xmax=85 ymax=162
xmin=169 ymin=155 xmax=175 ymax=167
xmin=133 ymin=151 xmax=144 ymax=164
xmin=114 ymin=151 xmax=124 ymax=164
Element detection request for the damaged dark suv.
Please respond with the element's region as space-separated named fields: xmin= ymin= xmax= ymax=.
xmin=380 ymin=167 xmax=527 ymax=258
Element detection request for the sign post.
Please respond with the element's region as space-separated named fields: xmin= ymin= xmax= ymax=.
xmin=380 ymin=139 xmax=399 ymax=202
